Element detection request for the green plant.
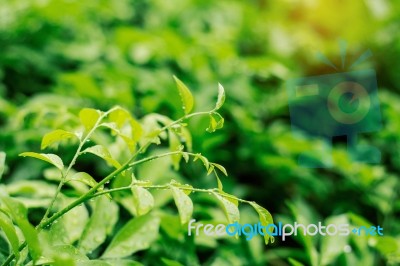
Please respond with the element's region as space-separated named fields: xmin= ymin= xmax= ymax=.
xmin=0 ymin=78 xmax=273 ymax=265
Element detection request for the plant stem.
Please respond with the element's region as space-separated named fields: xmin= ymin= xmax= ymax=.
xmin=38 ymin=152 xmax=183 ymax=229
xmin=40 ymin=110 xmax=111 ymax=223
xmin=2 ymin=109 xmax=213 ymax=266
xmin=1 ymin=243 xmax=27 ymax=266
xmin=91 ymin=183 xmax=251 ymax=204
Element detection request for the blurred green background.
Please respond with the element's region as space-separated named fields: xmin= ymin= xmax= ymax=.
xmin=1 ymin=0 xmax=400 ymax=265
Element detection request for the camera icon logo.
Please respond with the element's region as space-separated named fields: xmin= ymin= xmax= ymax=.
xmin=287 ymin=50 xmax=382 ymax=168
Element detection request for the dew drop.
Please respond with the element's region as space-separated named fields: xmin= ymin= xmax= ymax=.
xmin=343 ymin=245 xmax=352 ymax=253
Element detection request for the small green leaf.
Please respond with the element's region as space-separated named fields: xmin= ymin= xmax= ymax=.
xmin=132 ymin=186 xmax=154 ymax=216
xmin=206 ymin=115 xmax=217 ymax=133
xmin=19 ymin=152 xmax=64 ymax=170
xmin=82 ymin=145 xmax=121 ymax=168
xmin=41 ymin=129 xmax=78 ymax=150
xmin=215 ymin=83 xmax=226 ymax=110
xmin=107 ymin=107 xmax=131 ymax=128
xmin=78 ymin=260 xmax=112 ymax=266
xmin=249 ymin=202 xmax=274 ymax=244
xmin=168 ymin=130 xmax=182 ymax=170
xmin=161 ymin=258 xmax=184 ymax=266
xmin=216 ymin=175 xmax=223 ymax=192
xmin=129 ymin=118 xmax=143 ymax=142
xmin=179 ymin=127 xmax=192 ymax=151
xmin=80 ymin=108 xmax=101 ymax=131
xmin=103 ymin=259 xmax=143 ymax=266
xmin=206 ymin=113 xmax=224 ymax=133
xmin=0 ymin=212 xmax=20 ymax=261
xmin=212 ymin=163 xmax=228 ymax=176
xmin=170 ymin=185 xmax=193 ymax=224
xmin=319 ymin=215 xmax=349 ymax=265
xmin=193 ymin=153 xmax=209 ymax=169
xmin=68 ymin=172 xmax=100 ymax=189
xmin=102 ymin=214 xmax=160 ymax=258
xmin=173 ymin=76 xmax=194 ymax=114
xmin=67 ymin=172 xmax=108 ymax=198
xmin=288 ymin=258 xmax=305 ymax=266
xmin=207 ymin=164 xmax=215 ymax=175
xmin=212 ymin=193 xmax=240 ymax=224
xmin=79 ymin=196 xmax=119 ymax=254
xmin=0 ymin=152 xmax=5 ymax=180
xmin=182 ymin=152 xmax=189 ymax=163
xmin=104 ymin=107 xmax=143 ymax=150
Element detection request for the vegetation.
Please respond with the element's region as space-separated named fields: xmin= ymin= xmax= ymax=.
xmin=0 ymin=0 xmax=400 ymax=265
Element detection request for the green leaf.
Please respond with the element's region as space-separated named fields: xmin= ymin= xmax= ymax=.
xmin=216 ymin=175 xmax=223 ymax=192
xmin=168 ymin=130 xmax=182 ymax=170
xmin=374 ymin=236 xmax=399 ymax=256
xmin=170 ymin=185 xmax=193 ymax=224
xmin=206 ymin=115 xmax=217 ymax=133
xmin=67 ymin=172 xmax=104 ymax=192
xmin=1 ymin=197 xmax=42 ymax=260
xmin=173 ymin=76 xmax=194 ymax=114
xmin=82 ymin=145 xmax=121 ymax=168
xmin=104 ymin=107 xmax=143 ymax=150
xmin=206 ymin=113 xmax=224 ymax=133
xmin=107 ymin=107 xmax=132 ymax=128
xmin=193 ymin=153 xmax=209 ymax=170
xmin=78 ymin=261 xmax=112 ymax=266
xmin=215 ymin=83 xmax=226 ymax=110
xmin=207 ymin=164 xmax=215 ymax=175
xmin=58 ymin=196 xmax=90 ymax=244
xmin=45 ymin=245 xmax=89 ymax=266
xmin=288 ymin=258 xmax=305 ymax=266
xmin=130 ymin=118 xmax=143 ymax=142
xmin=319 ymin=215 xmax=349 ymax=265
xmin=132 ymin=186 xmax=154 ymax=216
xmin=182 ymin=152 xmax=189 ymax=163
xmin=249 ymin=202 xmax=274 ymax=244
xmin=41 ymin=129 xmax=78 ymax=150
xmin=79 ymin=196 xmax=119 ymax=254
xmin=0 ymin=152 xmax=5 ymax=180
xmin=80 ymin=108 xmax=101 ymax=131
xmin=179 ymin=127 xmax=192 ymax=151
xmin=161 ymin=258 xmax=184 ymax=266
xmin=103 ymin=259 xmax=143 ymax=266
xmin=212 ymin=163 xmax=228 ymax=176
xmin=212 ymin=192 xmax=240 ymax=224
xmin=19 ymin=152 xmax=64 ymax=171
xmin=102 ymin=214 xmax=160 ymax=258
xmin=0 ymin=212 xmax=20 ymax=261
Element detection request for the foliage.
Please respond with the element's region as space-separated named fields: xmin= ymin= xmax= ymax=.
xmin=0 ymin=79 xmax=272 ymax=265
